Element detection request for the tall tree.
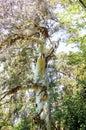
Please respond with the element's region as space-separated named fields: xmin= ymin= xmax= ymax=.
xmin=0 ymin=0 xmax=58 ymax=129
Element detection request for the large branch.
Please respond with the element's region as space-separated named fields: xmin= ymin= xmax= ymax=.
xmin=0 ymin=81 xmax=47 ymax=101
xmin=0 ymin=34 xmax=44 ymax=50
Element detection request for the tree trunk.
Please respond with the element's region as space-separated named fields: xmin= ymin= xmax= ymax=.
xmin=34 ymin=87 xmax=51 ymax=130
xmin=33 ymin=43 xmax=51 ymax=130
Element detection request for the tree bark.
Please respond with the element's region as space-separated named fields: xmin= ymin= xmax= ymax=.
xmin=33 ymin=41 xmax=51 ymax=130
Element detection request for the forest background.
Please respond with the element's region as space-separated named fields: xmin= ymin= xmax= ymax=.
xmin=0 ymin=0 xmax=86 ymax=130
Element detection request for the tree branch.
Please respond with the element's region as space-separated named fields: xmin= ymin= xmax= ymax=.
xmin=45 ymin=44 xmax=57 ymax=67
xmin=0 ymin=34 xmax=44 ymax=50
xmin=0 ymin=81 xmax=47 ymax=101
xmin=0 ymin=86 xmax=22 ymax=101
xmin=78 ymin=0 xmax=86 ymax=8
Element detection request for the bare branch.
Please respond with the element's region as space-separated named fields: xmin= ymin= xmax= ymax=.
xmin=0 ymin=86 xmax=22 ymax=101
xmin=45 ymin=43 xmax=58 ymax=64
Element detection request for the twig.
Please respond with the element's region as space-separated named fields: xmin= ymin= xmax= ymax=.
xmin=0 ymin=86 xmax=21 ymax=101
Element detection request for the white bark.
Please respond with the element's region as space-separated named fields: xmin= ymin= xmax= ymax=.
xmin=34 ymin=45 xmax=51 ymax=130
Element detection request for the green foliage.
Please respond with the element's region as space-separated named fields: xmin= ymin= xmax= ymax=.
xmin=14 ymin=117 xmax=33 ymax=130
xmin=1 ymin=126 xmax=13 ymax=130
xmin=63 ymin=30 xmax=86 ymax=130
xmin=62 ymin=94 xmax=86 ymax=130
xmin=68 ymin=52 xmax=83 ymax=65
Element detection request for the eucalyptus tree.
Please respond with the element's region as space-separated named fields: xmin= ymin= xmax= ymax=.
xmin=0 ymin=0 xmax=59 ymax=130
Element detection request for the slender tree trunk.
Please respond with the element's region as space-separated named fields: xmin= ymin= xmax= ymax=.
xmin=46 ymin=97 xmax=51 ymax=130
